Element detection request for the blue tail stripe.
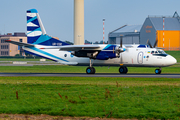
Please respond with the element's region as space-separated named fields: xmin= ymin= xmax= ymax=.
xmin=27 ymin=27 xmax=41 ymax=35
xmin=27 ymin=16 xmax=37 ymax=23
xmin=32 ymin=35 xmax=51 ymax=44
xmin=27 ymin=16 xmax=32 ymax=21
xmin=28 ymin=36 xmax=41 ymax=44
xmin=27 ymin=26 xmax=39 ymax=31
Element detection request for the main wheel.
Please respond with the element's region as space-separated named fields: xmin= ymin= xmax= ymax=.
xmin=86 ymin=67 xmax=95 ymax=74
xmin=155 ymin=69 xmax=161 ymax=74
xmin=119 ymin=66 xmax=128 ymax=74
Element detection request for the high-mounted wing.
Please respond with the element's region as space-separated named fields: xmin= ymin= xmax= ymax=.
xmin=38 ymin=45 xmax=100 ymax=51
xmin=59 ymin=45 xmax=100 ymax=51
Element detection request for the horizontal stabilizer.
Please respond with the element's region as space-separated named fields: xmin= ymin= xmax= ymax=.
xmin=5 ymin=40 xmax=34 ymax=47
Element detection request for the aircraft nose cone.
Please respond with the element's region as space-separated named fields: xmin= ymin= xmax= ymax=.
xmin=166 ymin=55 xmax=177 ymax=66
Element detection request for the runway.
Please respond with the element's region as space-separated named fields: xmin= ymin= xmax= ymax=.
xmin=0 ymin=73 xmax=180 ymax=78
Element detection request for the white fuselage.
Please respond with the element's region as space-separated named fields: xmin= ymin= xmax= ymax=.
xmin=23 ymin=44 xmax=177 ymax=67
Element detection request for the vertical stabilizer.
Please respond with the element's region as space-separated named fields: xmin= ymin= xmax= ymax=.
xmin=27 ymin=9 xmax=46 ymax=44
xmin=26 ymin=9 xmax=69 ymax=46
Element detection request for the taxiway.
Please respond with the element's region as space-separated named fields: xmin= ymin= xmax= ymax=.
xmin=0 ymin=73 xmax=179 ymax=78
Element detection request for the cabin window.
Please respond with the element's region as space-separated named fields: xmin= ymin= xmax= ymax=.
xmin=64 ymin=54 xmax=67 ymax=57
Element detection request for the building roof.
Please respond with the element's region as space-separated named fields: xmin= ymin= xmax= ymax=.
xmin=113 ymin=25 xmax=142 ymax=33
xmin=149 ymin=17 xmax=180 ymax=30
xmin=0 ymin=32 xmax=26 ymax=37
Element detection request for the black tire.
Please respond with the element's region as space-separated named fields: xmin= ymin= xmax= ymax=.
xmin=86 ymin=67 xmax=95 ymax=74
xmin=124 ymin=67 xmax=128 ymax=74
xmin=91 ymin=67 xmax=96 ymax=74
xmin=155 ymin=69 xmax=161 ymax=74
xmin=119 ymin=66 xmax=128 ymax=74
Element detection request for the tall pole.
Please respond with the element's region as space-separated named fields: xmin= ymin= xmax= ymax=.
xmin=74 ymin=0 xmax=84 ymax=45
xmin=103 ymin=19 xmax=105 ymax=44
xmin=163 ymin=17 xmax=165 ymax=48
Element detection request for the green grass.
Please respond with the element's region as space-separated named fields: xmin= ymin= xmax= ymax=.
xmin=0 ymin=77 xmax=180 ymax=119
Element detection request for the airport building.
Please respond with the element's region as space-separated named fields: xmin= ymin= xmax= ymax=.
xmin=109 ymin=11 xmax=180 ymax=50
xmin=0 ymin=33 xmax=27 ymax=56
xmin=108 ymin=25 xmax=142 ymax=44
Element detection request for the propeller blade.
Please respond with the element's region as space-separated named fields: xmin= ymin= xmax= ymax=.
xmin=153 ymin=40 xmax=158 ymax=48
xmin=146 ymin=39 xmax=153 ymax=48
xmin=120 ymin=36 xmax=122 ymax=48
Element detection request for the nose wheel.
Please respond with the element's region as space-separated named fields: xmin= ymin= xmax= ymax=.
xmin=155 ymin=68 xmax=162 ymax=74
xmin=119 ymin=66 xmax=128 ymax=74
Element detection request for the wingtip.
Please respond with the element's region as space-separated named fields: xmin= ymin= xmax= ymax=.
xmin=5 ymin=40 xmax=11 ymax=42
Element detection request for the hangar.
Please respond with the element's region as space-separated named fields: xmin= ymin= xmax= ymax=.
xmin=108 ymin=25 xmax=142 ymax=45
xmin=141 ymin=11 xmax=180 ymax=50
xmin=108 ymin=11 xmax=180 ymax=50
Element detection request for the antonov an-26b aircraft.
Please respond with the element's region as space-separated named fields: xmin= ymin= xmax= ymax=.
xmin=6 ymin=9 xmax=177 ymax=74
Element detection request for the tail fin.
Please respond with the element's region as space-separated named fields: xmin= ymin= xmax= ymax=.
xmin=27 ymin=9 xmax=69 ymax=46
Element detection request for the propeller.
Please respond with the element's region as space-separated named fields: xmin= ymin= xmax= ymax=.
xmin=146 ymin=39 xmax=158 ymax=48
xmin=115 ymin=36 xmax=125 ymax=57
xmin=153 ymin=39 xmax=158 ymax=48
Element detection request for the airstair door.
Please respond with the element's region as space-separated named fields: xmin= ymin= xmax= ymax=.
xmin=137 ymin=52 xmax=143 ymax=64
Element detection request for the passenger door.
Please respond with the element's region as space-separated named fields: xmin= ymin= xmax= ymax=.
xmin=137 ymin=52 xmax=143 ymax=64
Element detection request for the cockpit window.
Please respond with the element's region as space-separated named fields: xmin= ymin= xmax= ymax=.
xmin=151 ymin=51 xmax=154 ymax=54
xmin=151 ymin=50 xmax=167 ymax=57
xmin=158 ymin=51 xmax=162 ymax=54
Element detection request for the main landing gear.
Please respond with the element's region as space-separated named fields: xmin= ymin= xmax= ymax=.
xmin=155 ymin=68 xmax=162 ymax=74
xmin=119 ymin=66 xmax=128 ymax=74
xmin=86 ymin=58 xmax=95 ymax=74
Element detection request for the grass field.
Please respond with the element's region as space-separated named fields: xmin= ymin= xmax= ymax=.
xmin=0 ymin=77 xmax=180 ymax=119
xmin=0 ymin=51 xmax=180 ymax=119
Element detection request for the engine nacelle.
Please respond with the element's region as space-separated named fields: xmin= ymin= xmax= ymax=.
xmin=96 ymin=51 xmax=116 ymax=60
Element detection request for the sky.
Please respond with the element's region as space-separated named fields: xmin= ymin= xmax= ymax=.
xmin=0 ymin=0 xmax=179 ymax=43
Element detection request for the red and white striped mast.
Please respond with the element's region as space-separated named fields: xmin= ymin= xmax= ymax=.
xmin=103 ymin=19 xmax=105 ymax=44
xmin=163 ymin=17 xmax=165 ymax=48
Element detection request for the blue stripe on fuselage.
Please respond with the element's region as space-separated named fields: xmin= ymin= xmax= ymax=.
xmin=26 ymin=47 xmax=69 ymax=62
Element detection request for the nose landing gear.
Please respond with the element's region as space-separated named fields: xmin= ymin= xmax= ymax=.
xmin=155 ymin=68 xmax=162 ymax=74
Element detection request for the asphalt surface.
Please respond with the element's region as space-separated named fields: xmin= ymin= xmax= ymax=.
xmin=0 ymin=73 xmax=180 ymax=78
